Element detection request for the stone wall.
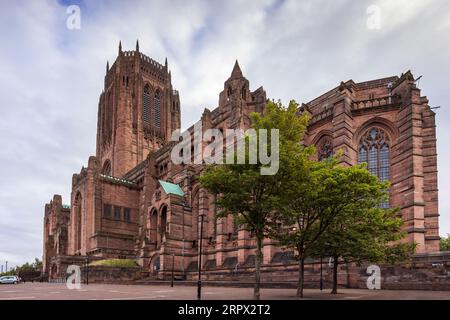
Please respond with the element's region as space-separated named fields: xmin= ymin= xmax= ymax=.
xmin=80 ymin=265 xmax=141 ymax=284
xmin=348 ymin=252 xmax=450 ymax=290
xmin=178 ymin=252 xmax=450 ymax=291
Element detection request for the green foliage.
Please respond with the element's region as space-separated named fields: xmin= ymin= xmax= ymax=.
xmin=0 ymin=258 xmax=43 ymax=277
xmin=200 ymin=100 xmax=311 ymax=238
xmin=308 ymin=163 xmax=412 ymax=264
xmin=440 ymin=234 xmax=450 ymax=251
xmin=88 ymin=259 xmax=138 ymax=268
xmin=201 ymin=98 xmax=411 ymax=298
xmin=200 ymin=99 xmax=311 ymax=299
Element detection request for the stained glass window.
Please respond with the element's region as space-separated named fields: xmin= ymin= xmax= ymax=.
xmin=358 ymin=127 xmax=390 ymax=208
xmin=318 ymin=138 xmax=333 ymax=161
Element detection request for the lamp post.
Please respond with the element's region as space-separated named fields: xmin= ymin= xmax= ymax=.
xmin=85 ymin=257 xmax=89 ymax=285
xmin=5 ymin=261 xmax=7 ymax=273
xmin=197 ymin=214 xmax=204 ymax=300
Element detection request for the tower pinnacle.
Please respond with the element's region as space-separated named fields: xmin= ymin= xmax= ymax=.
xmin=230 ymin=59 xmax=243 ymax=79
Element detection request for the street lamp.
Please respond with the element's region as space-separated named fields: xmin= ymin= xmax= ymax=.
xmin=171 ymin=253 xmax=175 ymax=288
xmin=85 ymin=257 xmax=89 ymax=285
xmin=197 ymin=214 xmax=205 ymax=300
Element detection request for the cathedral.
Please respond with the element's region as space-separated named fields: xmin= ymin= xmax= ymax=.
xmin=43 ymin=41 xmax=440 ymax=280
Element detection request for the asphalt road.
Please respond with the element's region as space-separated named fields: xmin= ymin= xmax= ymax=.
xmin=0 ymin=283 xmax=449 ymax=300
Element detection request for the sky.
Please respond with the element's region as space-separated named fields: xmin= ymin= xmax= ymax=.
xmin=0 ymin=0 xmax=449 ymax=268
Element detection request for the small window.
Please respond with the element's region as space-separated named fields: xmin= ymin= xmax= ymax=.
xmin=124 ymin=208 xmax=131 ymax=221
xmin=114 ymin=207 xmax=122 ymax=220
xmin=103 ymin=204 xmax=112 ymax=218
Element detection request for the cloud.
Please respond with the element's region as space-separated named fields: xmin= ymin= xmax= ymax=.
xmin=0 ymin=0 xmax=449 ymax=267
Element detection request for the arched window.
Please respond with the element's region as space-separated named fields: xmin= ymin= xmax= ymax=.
xmin=160 ymin=205 xmax=167 ymax=241
xmin=154 ymin=90 xmax=161 ymax=128
xmin=318 ymin=137 xmax=333 ymax=161
xmin=358 ymin=127 xmax=390 ymax=208
xmin=101 ymin=160 xmax=111 ymax=175
xmin=143 ymin=84 xmax=151 ymax=127
xmin=241 ymin=86 xmax=246 ymax=99
xmin=104 ymin=90 xmax=113 ymax=141
xmin=74 ymin=193 xmax=83 ymax=251
xmin=149 ymin=209 xmax=158 ymax=244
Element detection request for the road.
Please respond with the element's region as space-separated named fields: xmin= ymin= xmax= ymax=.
xmin=0 ymin=283 xmax=449 ymax=300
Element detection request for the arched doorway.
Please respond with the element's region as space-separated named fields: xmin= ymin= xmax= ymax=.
xmin=149 ymin=254 xmax=161 ymax=275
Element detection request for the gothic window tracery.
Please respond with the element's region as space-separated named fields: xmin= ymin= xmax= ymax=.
xmin=358 ymin=127 xmax=390 ymax=208
xmin=318 ymin=137 xmax=333 ymax=161
xmin=143 ymin=84 xmax=151 ymax=127
xmin=102 ymin=160 xmax=111 ymax=175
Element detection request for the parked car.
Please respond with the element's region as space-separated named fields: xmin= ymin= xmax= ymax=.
xmin=0 ymin=276 xmax=20 ymax=284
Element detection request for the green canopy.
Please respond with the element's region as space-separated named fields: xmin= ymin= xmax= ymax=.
xmin=159 ymin=180 xmax=184 ymax=197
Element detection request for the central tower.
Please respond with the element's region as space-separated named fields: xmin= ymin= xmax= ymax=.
xmin=96 ymin=41 xmax=181 ymax=177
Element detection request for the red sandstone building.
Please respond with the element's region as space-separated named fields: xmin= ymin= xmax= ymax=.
xmin=43 ymin=42 xmax=439 ymax=279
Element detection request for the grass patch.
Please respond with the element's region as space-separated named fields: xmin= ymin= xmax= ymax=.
xmin=89 ymin=259 xmax=138 ymax=268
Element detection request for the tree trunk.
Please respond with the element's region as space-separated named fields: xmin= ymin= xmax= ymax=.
xmin=331 ymin=254 xmax=338 ymax=294
xmin=296 ymin=254 xmax=305 ymax=298
xmin=254 ymin=236 xmax=262 ymax=300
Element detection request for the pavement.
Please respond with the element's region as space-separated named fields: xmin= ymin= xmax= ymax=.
xmin=0 ymin=283 xmax=449 ymax=300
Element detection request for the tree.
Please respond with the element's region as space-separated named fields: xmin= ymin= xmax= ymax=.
xmin=308 ymin=175 xmax=414 ymax=294
xmin=440 ymin=235 xmax=450 ymax=251
xmin=0 ymin=258 xmax=43 ymax=277
xmin=271 ymin=155 xmax=407 ymax=298
xmin=200 ymin=100 xmax=311 ymax=300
